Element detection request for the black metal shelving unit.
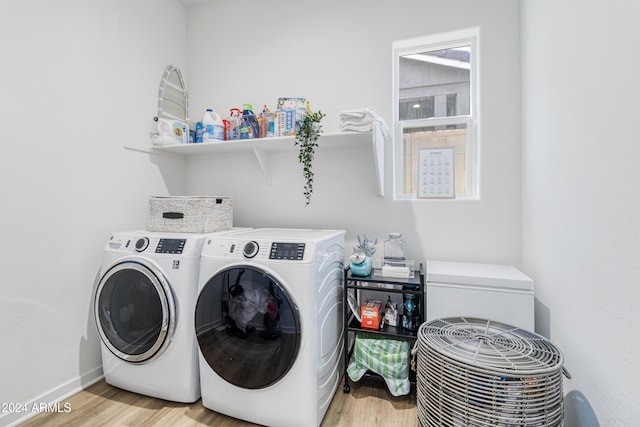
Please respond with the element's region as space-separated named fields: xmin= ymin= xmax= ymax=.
xmin=342 ymin=263 xmax=425 ymax=393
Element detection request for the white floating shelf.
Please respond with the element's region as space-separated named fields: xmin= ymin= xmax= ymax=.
xmin=149 ymin=130 xmax=384 ymax=196
xmin=151 ymin=132 xmax=364 ymax=155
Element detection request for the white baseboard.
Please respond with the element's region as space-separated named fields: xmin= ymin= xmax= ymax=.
xmin=1 ymin=366 xmax=104 ymax=427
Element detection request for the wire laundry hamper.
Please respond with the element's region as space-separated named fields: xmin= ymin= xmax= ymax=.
xmin=416 ymin=317 xmax=566 ymax=426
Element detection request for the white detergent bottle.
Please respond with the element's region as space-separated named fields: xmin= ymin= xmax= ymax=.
xmin=203 ymin=109 xmax=224 ymax=141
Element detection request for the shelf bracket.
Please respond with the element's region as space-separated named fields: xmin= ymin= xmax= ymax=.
xmin=372 ymin=123 xmax=385 ymax=197
xmin=252 ymin=146 xmax=272 ymax=185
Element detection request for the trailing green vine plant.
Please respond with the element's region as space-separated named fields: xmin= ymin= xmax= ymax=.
xmin=294 ymin=109 xmax=326 ymax=206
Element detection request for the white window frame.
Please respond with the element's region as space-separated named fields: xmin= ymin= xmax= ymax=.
xmin=392 ymin=27 xmax=480 ymax=201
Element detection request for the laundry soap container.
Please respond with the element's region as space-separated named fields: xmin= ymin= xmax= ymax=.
xmin=426 ymin=260 xmax=535 ymax=332
xmin=203 ymin=109 xmax=224 ymax=141
xmin=239 ymin=104 xmax=259 ymax=139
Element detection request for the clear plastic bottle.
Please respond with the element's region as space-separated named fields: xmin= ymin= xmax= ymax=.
xmin=383 ymin=233 xmax=406 ymax=265
xmin=262 ymin=105 xmax=274 ymax=137
xmin=226 ymin=108 xmax=242 ymax=141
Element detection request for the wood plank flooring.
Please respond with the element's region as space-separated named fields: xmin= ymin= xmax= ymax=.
xmin=21 ymin=378 xmax=417 ymax=426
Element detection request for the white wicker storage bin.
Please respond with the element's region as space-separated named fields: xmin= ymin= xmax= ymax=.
xmin=148 ymin=196 xmax=233 ymax=233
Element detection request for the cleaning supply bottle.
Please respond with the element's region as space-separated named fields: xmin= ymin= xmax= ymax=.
xmin=262 ymin=105 xmax=274 ymax=137
xmin=384 ymin=295 xmax=398 ymax=327
xmin=226 ymin=108 xmax=242 ymax=141
xmin=212 ymin=111 xmax=224 ymax=140
xmin=195 ymin=121 xmax=204 ymax=143
xmin=240 ymin=103 xmax=259 ymax=139
xmin=203 ymin=108 xmax=224 ymax=141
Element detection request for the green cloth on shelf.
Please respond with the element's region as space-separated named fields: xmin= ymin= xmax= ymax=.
xmin=347 ymin=333 xmax=410 ymax=396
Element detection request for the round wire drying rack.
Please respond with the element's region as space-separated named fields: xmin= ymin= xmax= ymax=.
xmin=416 ymin=317 xmax=566 ymax=427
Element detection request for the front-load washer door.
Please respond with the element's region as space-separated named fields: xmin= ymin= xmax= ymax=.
xmin=95 ymin=259 xmax=175 ymax=363
xmin=195 ymin=265 xmax=301 ymax=389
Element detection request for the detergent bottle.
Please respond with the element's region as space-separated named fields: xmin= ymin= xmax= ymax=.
xmin=239 ymin=103 xmax=260 ymax=139
xmin=203 ymin=108 xmax=224 ymax=141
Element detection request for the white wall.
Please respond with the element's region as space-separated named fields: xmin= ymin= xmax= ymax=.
xmin=0 ymin=1 xmax=187 ymax=425
xmin=13 ymin=0 xmax=630 ymax=425
xmin=521 ymin=1 xmax=640 ymax=425
xmin=185 ymin=0 xmax=522 ymax=266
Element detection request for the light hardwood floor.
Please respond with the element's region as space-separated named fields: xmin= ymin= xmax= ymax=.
xmin=21 ymin=378 xmax=417 ymax=426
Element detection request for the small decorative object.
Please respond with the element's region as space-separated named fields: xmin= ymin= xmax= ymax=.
xmin=350 ymin=234 xmax=377 ymax=277
xmin=402 ymin=294 xmax=419 ymax=331
xmin=294 ymin=105 xmax=326 ymax=206
xmin=383 ymin=233 xmax=406 ymax=265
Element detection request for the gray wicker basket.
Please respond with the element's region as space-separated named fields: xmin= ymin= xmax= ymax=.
xmin=148 ymin=196 xmax=232 ymax=233
xmin=416 ymin=317 xmax=565 ymax=427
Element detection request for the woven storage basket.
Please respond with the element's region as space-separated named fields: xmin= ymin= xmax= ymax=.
xmin=416 ymin=317 xmax=565 ymax=427
xmin=148 ymin=196 xmax=232 ymax=233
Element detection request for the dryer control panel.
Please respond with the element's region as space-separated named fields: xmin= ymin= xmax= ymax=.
xmin=203 ymin=238 xmax=311 ymax=261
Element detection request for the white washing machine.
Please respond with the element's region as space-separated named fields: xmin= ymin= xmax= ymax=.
xmin=426 ymin=260 xmax=535 ymax=331
xmin=195 ymin=228 xmax=345 ymax=427
xmin=94 ymin=230 xmax=208 ymax=403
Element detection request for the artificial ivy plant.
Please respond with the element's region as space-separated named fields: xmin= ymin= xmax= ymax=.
xmin=294 ymin=109 xmax=326 ymax=206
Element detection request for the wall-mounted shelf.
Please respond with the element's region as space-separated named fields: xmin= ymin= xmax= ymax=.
xmin=150 ymin=129 xmax=385 ymax=196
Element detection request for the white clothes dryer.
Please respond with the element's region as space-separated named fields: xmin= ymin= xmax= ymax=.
xmin=195 ymin=228 xmax=345 ymax=427
xmin=94 ymin=230 xmax=209 ymax=403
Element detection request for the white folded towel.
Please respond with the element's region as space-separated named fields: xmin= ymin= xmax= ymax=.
xmin=381 ymin=264 xmax=411 ymax=278
xmin=339 ymin=120 xmax=375 ymax=131
xmin=339 ymin=108 xmax=391 ymax=141
xmin=340 ymin=108 xmax=374 ymax=119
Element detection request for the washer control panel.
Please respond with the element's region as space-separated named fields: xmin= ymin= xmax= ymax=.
xmin=269 ymin=242 xmax=305 ymax=260
xmin=107 ymin=233 xmax=205 ymax=256
xmin=155 ymin=238 xmax=187 ymax=254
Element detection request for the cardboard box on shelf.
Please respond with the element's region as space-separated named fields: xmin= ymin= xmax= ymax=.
xmin=277 ymin=97 xmax=307 ymax=131
xmin=361 ymin=299 xmax=384 ymax=330
xmin=274 ymin=109 xmax=296 ymax=136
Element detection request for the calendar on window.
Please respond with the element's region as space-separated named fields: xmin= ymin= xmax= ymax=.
xmin=417 ymin=148 xmax=455 ymax=199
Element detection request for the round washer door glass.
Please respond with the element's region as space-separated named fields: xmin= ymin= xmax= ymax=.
xmin=195 ymin=266 xmax=301 ymax=389
xmin=95 ymin=260 xmax=175 ymax=363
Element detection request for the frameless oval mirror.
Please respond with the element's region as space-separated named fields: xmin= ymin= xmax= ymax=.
xmin=157 ymin=65 xmax=188 ymax=122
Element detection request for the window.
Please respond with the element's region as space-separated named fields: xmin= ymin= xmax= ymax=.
xmin=392 ymin=28 xmax=478 ymax=200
